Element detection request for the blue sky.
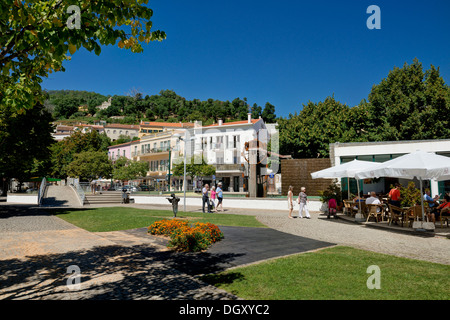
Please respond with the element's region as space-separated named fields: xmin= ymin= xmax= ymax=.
xmin=41 ymin=0 xmax=450 ymax=118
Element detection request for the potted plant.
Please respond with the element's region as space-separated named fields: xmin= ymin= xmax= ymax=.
xmin=318 ymin=181 xmax=343 ymax=211
xmin=399 ymin=181 xmax=422 ymax=208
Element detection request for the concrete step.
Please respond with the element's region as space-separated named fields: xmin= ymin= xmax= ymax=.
xmin=84 ymin=192 xmax=126 ymax=205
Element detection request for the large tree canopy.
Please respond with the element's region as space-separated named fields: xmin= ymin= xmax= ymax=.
xmin=366 ymin=59 xmax=450 ymax=141
xmin=50 ymin=130 xmax=111 ymax=179
xmin=278 ymin=59 xmax=450 ymax=158
xmin=0 ymin=0 xmax=166 ymax=115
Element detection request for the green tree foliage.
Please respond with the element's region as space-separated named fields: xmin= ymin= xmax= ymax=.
xmin=67 ymin=150 xmax=112 ymax=181
xmin=262 ymin=102 xmax=276 ymax=123
xmin=46 ymin=90 xmax=108 ymax=118
xmin=367 ymin=59 xmax=450 ymax=141
xmin=0 ymin=103 xmax=54 ymax=193
xmin=172 ymin=156 xmax=216 ymax=180
xmin=50 ymin=130 xmax=111 ymax=178
xmin=278 ymin=96 xmax=352 ymax=158
xmin=45 ymin=89 xmax=269 ymax=126
xmin=112 ymin=157 xmax=149 ymax=182
xmin=278 ymin=59 xmax=450 ymax=158
xmin=0 ymin=0 xmax=166 ymax=116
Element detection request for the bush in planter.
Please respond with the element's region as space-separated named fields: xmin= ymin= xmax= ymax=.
xmin=399 ymin=182 xmax=422 ymax=208
xmin=148 ymin=219 xmax=224 ymax=252
xmin=318 ymin=181 xmax=343 ymax=207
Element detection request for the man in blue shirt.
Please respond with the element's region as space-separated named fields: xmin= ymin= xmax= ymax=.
xmin=424 ymin=189 xmax=439 ymax=212
xmin=216 ymin=183 xmax=223 ymax=212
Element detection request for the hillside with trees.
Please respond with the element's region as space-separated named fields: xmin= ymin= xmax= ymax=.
xmin=44 ymin=89 xmax=278 ymax=125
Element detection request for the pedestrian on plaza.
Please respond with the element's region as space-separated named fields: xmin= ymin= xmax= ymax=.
xmin=216 ymin=182 xmax=223 ymax=212
xmin=210 ymin=185 xmax=217 ymax=212
xmin=297 ymin=187 xmax=311 ymax=219
xmin=90 ymin=180 xmax=96 ymax=194
xmin=287 ymin=185 xmax=294 ymax=219
xmin=202 ymin=184 xmax=212 ymax=213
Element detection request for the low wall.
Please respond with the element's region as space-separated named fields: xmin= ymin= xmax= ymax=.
xmin=132 ymin=195 xmax=326 ymax=212
xmin=281 ymin=158 xmax=333 ymax=196
xmin=7 ymin=194 xmax=38 ymax=204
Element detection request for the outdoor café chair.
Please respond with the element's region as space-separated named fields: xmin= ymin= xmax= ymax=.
xmin=343 ymin=200 xmax=356 ymax=217
xmin=440 ymin=207 xmax=450 ymax=228
xmin=405 ymin=205 xmax=422 ymax=228
xmin=366 ymin=204 xmax=383 ymax=223
xmin=387 ymin=204 xmax=407 ymax=227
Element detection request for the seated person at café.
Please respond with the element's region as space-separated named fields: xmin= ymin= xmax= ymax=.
xmin=366 ymin=191 xmax=381 ymax=212
xmin=328 ymin=197 xmax=337 ymax=219
xmin=352 ymin=193 xmax=364 ymax=210
xmin=429 ymin=194 xmax=450 ymax=223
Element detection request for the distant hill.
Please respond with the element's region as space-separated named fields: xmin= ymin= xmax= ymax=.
xmin=44 ymin=89 xmax=277 ymax=125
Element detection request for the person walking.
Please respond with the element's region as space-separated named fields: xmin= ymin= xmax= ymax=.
xmin=202 ymin=184 xmax=212 ymax=213
xmin=287 ymin=186 xmax=294 ymax=219
xmin=297 ymin=187 xmax=311 ymax=219
xmin=210 ymin=185 xmax=217 ymax=212
xmin=216 ymin=182 xmax=223 ymax=212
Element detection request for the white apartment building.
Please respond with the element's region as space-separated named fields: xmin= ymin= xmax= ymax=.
xmin=186 ymin=114 xmax=275 ymax=193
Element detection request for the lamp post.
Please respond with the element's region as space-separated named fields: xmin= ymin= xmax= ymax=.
xmin=173 ymin=131 xmax=188 ymax=212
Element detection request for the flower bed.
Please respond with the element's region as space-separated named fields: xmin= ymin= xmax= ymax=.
xmin=148 ymin=219 xmax=224 ymax=252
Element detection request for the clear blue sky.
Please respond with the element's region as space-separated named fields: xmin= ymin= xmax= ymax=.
xmin=41 ymin=0 xmax=450 ymax=118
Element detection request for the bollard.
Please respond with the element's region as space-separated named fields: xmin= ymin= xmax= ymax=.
xmin=166 ymin=193 xmax=180 ymax=217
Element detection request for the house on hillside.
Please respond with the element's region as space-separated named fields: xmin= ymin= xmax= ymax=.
xmin=104 ymin=124 xmax=140 ymax=141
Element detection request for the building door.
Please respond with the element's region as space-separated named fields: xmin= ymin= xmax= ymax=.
xmin=233 ymin=176 xmax=240 ymax=192
xmin=222 ymin=177 xmax=230 ymax=192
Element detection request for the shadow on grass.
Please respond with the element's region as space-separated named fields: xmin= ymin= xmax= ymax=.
xmin=200 ymin=272 xmax=245 ymax=286
xmin=0 ymin=243 xmax=243 ymax=300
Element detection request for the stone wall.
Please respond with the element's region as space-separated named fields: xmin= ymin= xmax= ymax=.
xmin=281 ymin=158 xmax=332 ymax=196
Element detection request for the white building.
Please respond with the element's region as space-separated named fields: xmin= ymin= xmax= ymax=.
xmin=104 ymin=123 xmax=140 ymax=141
xmin=329 ymin=139 xmax=450 ymax=197
xmin=182 ymin=114 xmax=276 ymax=193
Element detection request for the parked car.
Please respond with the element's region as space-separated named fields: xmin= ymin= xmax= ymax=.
xmin=122 ymin=185 xmax=137 ymax=193
xmin=138 ymin=184 xmax=150 ymax=191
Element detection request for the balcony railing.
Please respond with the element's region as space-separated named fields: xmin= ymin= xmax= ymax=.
xmin=132 ymin=147 xmax=172 ymax=157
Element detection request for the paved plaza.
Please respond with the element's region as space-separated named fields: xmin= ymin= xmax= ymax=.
xmin=0 ymin=201 xmax=449 ymax=300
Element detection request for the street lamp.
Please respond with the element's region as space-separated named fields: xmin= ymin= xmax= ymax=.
xmin=173 ymin=131 xmax=188 ymax=212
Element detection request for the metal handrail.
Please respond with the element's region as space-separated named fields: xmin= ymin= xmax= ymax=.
xmin=69 ymin=180 xmax=86 ymax=206
xmin=38 ymin=177 xmax=47 ymax=206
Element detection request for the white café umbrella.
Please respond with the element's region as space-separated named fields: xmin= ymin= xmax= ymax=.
xmin=354 ymin=150 xmax=450 ymax=230
xmin=311 ymin=159 xmax=376 ymax=217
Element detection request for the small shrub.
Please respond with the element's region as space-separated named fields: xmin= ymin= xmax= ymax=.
xmin=148 ymin=219 xmax=224 ymax=252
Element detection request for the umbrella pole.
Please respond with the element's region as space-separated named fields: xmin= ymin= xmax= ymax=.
xmin=355 ymin=178 xmax=364 ymax=221
xmin=347 ymin=177 xmax=350 ymax=200
xmin=357 ymin=179 xmax=361 ymax=214
xmin=420 ymin=178 xmax=425 ymax=222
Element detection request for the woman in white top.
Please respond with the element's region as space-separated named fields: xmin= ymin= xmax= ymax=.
xmin=287 ymin=186 xmax=294 ymax=219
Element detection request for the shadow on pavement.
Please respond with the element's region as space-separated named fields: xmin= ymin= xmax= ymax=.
xmin=0 ymin=244 xmax=241 ymax=300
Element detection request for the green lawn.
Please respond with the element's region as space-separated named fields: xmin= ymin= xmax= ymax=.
xmin=51 ymin=206 xmax=266 ymax=232
xmin=201 ymin=246 xmax=450 ymax=300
